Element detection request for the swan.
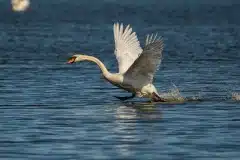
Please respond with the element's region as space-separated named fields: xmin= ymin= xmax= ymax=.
xmin=11 ymin=0 xmax=30 ymax=12
xmin=67 ymin=23 xmax=166 ymax=102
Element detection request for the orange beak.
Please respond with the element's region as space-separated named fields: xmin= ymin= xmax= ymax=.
xmin=67 ymin=56 xmax=76 ymax=64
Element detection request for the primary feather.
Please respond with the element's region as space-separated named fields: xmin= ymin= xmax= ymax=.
xmin=124 ymin=38 xmax=164 ymax=87
xmin=145 ymin=33 xmax=161 ymax=46
xmin=113 ymin=23 xmax=143 ymax=74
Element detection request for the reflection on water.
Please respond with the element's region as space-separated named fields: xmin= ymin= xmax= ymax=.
xmin=113 ymin=102 xmax=162 ymax=157
xmin=114 ymin=105 xmax=137 ymax=157
xmin=115 ymin=102 xmax=162 ymax=120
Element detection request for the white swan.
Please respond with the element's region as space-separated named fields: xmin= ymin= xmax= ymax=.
xmin=67 ymin=23 xmax=166 ymax=102
xmin=11 ymin=0 xmax=30 ymax=12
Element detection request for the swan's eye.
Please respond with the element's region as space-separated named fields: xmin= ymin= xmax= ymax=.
xmin=67 ymin=56 xmax=77 ymax=64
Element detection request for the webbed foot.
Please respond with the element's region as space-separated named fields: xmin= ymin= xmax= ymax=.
xmin=152 ymin=92 xmax=166 ymax=102
xmin=114 ymin=93 xmax=135 ymax=101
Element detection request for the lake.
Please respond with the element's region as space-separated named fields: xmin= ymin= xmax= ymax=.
xmin=0 ymin=0 xmax=239 ymax=159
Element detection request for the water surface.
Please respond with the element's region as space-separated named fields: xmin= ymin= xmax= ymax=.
xmin=0 ymin=0 xmax=240 ymax=159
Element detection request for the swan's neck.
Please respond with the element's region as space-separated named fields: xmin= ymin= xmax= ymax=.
xmin=80 ymin=55 xmax=110 ymax=77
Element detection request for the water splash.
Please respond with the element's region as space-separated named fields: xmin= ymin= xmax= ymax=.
xmin=160 ymin=84 xmax=185 ymax=102
xmin=160 ymin=84 xmax=201 ymax=102
xmin=232 ymin=92 xmax=240 ymax=101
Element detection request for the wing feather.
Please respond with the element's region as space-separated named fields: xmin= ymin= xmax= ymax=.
xmin=145 ymin=33 xmax=160 ymax=46
xmin=113 ymin=23 xmax=143 ymax=74
xmin=124 ymin=36 xmax=164 ymax=87
xmin=122 ymin=25 xmax=131 ymax=39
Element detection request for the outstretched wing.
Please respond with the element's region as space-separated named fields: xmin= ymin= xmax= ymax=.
xmin=113 ymin=23 xmax=143 ymax=74
xmin=124 ymin=36 xmax=164 ymax=87
xmin=145 ymin=33 xmax=160 ymax=46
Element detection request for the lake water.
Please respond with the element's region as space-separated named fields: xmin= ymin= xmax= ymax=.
xmin=0 ymin=0 xmax=240 ymax=159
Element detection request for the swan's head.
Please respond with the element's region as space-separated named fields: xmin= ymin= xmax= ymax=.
xmin=67 ymin=54 xmax=85 ymax=64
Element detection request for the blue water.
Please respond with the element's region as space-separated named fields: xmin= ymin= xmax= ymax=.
xmin=0 ymin=0 xmax=240 ymax=159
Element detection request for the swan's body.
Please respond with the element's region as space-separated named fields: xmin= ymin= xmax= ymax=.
xmin=67 ymin=23 xmax=165 ymax=102
xmin=11 ymin=0 xmax=30 ymax=12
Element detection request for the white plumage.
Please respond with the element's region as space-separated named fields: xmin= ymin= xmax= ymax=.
xmin=113 ymin=23 xmax=143 ymax=74
xmin=67 ymin=22 xmax=166 ymax=102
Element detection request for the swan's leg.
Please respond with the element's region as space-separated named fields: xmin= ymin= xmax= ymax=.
xmin=152 ymin=92 xmax=166 ymax=102
xmin=136 ymin=91 xmax=143 ymax=98
xmin=114 ymin=93 xmax=135 ymax=101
